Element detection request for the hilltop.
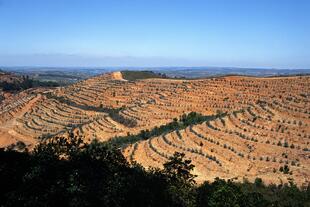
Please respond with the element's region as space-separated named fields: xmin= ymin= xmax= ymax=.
xmin=120 ymin=70 xmax=168 ymax=81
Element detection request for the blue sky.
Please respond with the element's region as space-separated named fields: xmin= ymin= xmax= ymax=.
xmin=0 ymin=0 xmax=309 ymax=68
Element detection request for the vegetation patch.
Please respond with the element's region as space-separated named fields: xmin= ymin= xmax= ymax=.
xmin=0 ymin=75 xmax=60 ymax=91
xmin=121 ymin=70 xmax=168 ymax=81
xmin=107 ymin=111 xmax=227 ymax=148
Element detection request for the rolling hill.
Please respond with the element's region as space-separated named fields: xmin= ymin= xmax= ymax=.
xmin=0 ymin=71 xmax=309 ymax=186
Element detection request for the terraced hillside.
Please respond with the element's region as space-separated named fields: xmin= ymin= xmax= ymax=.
xmin=124 ymin=108 xmax=309 ymax=186
xmin=0 ymin=71 xmax=309 ymax=185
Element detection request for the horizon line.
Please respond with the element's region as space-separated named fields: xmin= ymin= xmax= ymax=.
xmin=1 ymin=66 xmax=310 ymax=70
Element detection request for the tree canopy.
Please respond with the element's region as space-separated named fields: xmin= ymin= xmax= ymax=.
xmin=0 ymin=134 xmax=309 ymax=207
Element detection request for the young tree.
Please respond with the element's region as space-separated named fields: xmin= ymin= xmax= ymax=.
xmin=163 ymin=152 xmax=197 ymax=207
xmin=163 ymin=152 xmax=196 ymax=185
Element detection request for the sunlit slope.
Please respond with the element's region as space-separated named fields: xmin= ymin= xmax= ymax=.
xmin=124 ymin=106 xmax=310 ymax=186
xmin=1 ymin=72 xmax=309 ymax=143
xmin=0 ymin=71 xmax=309 ymax=185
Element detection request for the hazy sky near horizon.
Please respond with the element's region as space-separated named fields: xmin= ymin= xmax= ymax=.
xmin=0 ymin=0 xmax=309 ymax=68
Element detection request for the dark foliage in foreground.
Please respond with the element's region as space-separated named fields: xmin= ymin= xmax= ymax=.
xmin=0 ymin=134 xmax=309 ymax=207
